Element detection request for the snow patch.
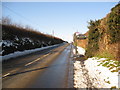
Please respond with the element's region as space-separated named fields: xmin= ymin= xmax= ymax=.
xmin=73 ymin=46 xmax=119 ymax=88
xmin=84 ymin=57 xmax=119 ymax=88
xmin=77 ymin=46 xmax=85 ymax=55
xmin=73 ymin=46 xmax=85 ymax=55
xmin=74 ymin=57 xmax=119 ymax=88
xmin=0 ymin=44 xmax=61 ymax=62
xmin=74 ymin=61 xmax=88 ymax=88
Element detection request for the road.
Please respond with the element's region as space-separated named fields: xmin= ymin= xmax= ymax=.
xmin=2 ymin=43 xmax=74 ymax=88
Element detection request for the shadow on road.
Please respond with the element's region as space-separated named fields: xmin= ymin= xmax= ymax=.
xmin=2 ymin=66 xmax=50 ymax=78
xmin=3 ymin=50 xmax=59 ymax=69
xmin=2 ymin=62 xmax=65 ymax=78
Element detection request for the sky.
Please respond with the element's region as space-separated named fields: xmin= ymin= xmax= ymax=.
xmin=2 ymin=2 xmax=118 ymax=42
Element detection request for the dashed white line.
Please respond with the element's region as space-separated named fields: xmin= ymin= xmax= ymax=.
xmin=2 ymin=53 xmax=50 ymax=78
xmin=3 ymin=73 xmax=10 ymax=78
xmin=25 ymin=53 xmax=50 ymax=66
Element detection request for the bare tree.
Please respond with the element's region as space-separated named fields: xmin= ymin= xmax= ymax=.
xmin=2 ymin=17 xmax=12 ymax=25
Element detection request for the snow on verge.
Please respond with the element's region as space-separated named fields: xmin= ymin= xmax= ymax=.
xmin=73 ymin=46 xmax=88 ymax=88
xmin=74 ymin=58 xmax=119 ymax=88
xmin=84 ymin=57 xmax=119 ymax=88
xmin=77 ymin=46 xmax=85 ymax=55
xmin=0 ymin=44 xmax=61 ymax=62
xmin=73 ymin=46 xmax=85 ymax=55
xmin=73 ymin=46 xmax=119 ymax=88
xmin=74 ymin=61 xmax=88 ymax=88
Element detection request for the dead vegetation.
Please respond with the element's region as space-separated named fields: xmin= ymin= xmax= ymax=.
xmin=1 ymin=17 xmax=64 ymax=55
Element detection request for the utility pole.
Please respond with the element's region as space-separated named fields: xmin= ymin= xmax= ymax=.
xmin=73 ymin=32 xmax=78 ymax=55
xmin=52 ymin=30 xmax=54 ymax=44
xmin=75 ymin=33 xmax=78 ymax=55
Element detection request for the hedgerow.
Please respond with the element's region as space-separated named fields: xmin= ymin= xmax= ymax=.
xmin=1 ymin=18 xmax=64 ymax=55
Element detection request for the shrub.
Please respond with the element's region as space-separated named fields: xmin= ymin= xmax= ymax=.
xmin=107 ymin=3 xmax=120 ymax=43
xmin=85 ymin=20 xmax=100 ymax=58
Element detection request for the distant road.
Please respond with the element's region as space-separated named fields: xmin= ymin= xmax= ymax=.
xmin=2 ymin=43 xmax=74 ymax=88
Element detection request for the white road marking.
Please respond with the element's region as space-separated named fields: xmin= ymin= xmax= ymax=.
xmin=2 ymin=69 xmax=20 ymax=78
xmin=3 ymin=73 xmax=10 ymax=78
xmin=2 ymin=53 xmax=50 ymax=78
xmin=25 ymin=53 xmax=50 ymax=66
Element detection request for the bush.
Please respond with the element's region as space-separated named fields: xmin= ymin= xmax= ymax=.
xmin=107 ymin=3 xmax=120 ymax=43
xmin=85 ymin=3 xmax=120 ymax=59
xmin=85 ymin=20 xmax=100 ymax=58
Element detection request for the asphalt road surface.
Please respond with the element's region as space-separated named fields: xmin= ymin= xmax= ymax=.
xmin=2 ymin=43 xmax=74 ymax=88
